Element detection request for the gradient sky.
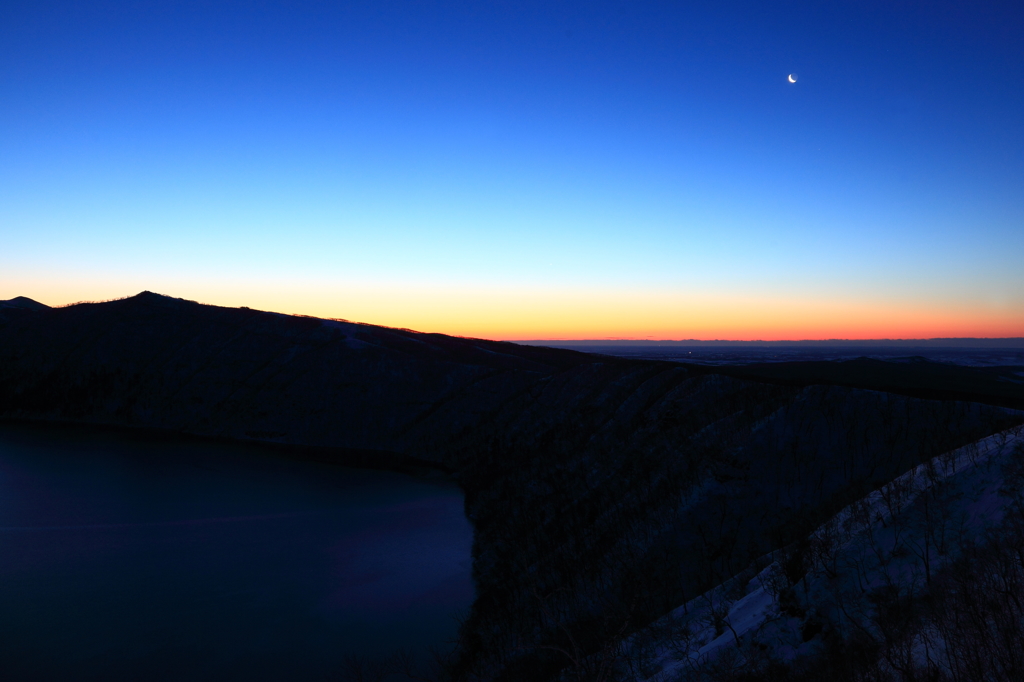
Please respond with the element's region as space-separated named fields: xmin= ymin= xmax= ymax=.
xmin=2 ymin=1 xmax=1022 ymax=340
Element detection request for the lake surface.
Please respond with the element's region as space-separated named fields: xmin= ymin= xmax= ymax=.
xmin=0 ymin=423 xmax=474 ymax=680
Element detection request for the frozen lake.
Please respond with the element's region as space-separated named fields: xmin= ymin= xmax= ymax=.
xmin=0 ymin=423 xmax=474 ymax=680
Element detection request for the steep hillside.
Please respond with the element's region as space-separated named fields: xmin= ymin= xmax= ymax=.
xmin=619 ymin=426 xmax=1024 ymax=682
xmin=2 ymin=293 xmax=1021 ymax=681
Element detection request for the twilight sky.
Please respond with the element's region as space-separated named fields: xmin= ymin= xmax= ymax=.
xmin=2 ymin=1 xmax=1022 ymax=340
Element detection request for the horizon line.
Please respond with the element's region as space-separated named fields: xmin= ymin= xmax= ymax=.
xmin=6 ymin=294 xmax=1023 ymax=347
xmin=512 ymin=338 xmax=1024 ymax=347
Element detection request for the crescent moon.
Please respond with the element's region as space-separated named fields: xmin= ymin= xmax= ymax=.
xmin=788 ymin=74 xmax=797 ymax=83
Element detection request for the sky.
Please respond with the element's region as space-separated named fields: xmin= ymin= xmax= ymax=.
xmin=2 ymin=1 xmax=1022 ymax=340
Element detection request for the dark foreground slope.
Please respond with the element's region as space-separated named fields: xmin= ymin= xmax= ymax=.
xmin=1 ymin=293 xmax=1022 ymax=681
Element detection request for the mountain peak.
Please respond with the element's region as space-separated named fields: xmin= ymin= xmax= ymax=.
xmin=132 ymin=291 xmax=172 ymax=301
xmin=0 ymin=296 xmax=50 ymax=311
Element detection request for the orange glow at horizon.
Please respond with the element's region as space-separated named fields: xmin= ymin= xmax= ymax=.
xmin=10 ymin=277 xmax=1023 ymax=342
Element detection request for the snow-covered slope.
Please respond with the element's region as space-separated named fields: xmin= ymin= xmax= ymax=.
xmin=630 ymin=424 xmax=1024 ymax=681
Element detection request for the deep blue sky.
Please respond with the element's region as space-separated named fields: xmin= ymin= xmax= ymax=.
xmin=2 ymin=1 xmax=1022 ymax=338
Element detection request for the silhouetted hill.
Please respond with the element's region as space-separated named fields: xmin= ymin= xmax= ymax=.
xmin=0 ymin=296 xmax=50 ymax=311
xmin=0 ymin=291 xmax=595 ymax=468
xmin=1 ymin=292 xmax=1022 ymax=681
xmin=0 ymin=296 xmax=50 ymax=324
